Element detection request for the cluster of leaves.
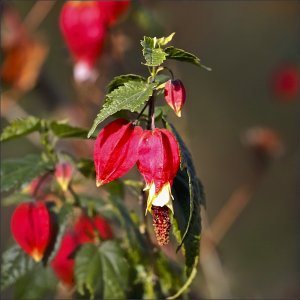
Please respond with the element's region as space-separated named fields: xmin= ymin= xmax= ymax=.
xmin=1 ymin=33 xmax=206 ymax=299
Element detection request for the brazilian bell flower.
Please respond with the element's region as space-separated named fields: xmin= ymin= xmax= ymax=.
xmin=164 ymin=79 xmax=186 ymax=117
xmin=55 ymin=162 xmax=73 ymax=192
xmin=97 ymin=0 xmax=130 ymax=27
xmin=137 ymin=128 xmax=180 ymax=245
xmin=94 ymin=118 xmax=143 ymax=187
xmin=51 ymin=232 xmax=78 ymax=287
xmin=74 ymin=214 xmax=114 ymax=244
xmin=51 ymin=214 xmax=113 ymax=287
xmin=11 ymin=201 xmax=53 ymax=262
xmin=59 ymin=1 xmax=107 ymax=82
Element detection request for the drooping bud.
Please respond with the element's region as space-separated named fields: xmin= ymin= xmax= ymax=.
xmin=97 ymin=0 xmax=130 ymax=27
xmin=152 ymin=206 xmax=171 ymax=246
xmin=59 ymin=1 xmax=107 ymax=82
xmin=11 ymin=201 xmax=53 ymax=262
xmin=55 ymin=162 xmax=73 ymax=192
xmin=51 ymin=232 xmax=79 ymax=287
xmin=137 ymin=128 xmax=180 ymax=215
xmin=164 ymin=79 xmax=186 ymax=117
xmin=94 ymin=118 xmax=143 ymax=187
xmin=74 ymin=214 xmax=113 ymax=244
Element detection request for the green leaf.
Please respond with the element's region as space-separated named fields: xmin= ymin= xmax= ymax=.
xmin=75 ymin=243 xmax=102 ymax=298
xmin=14 ymin=265 xmax=57 ymax=300
xmin=165 ymin=46 xmax=212 ymax=71
xmin=88 ymin=81 xmax=155 ymax=137
xmin=50 ymin=121 xmax=88 ymax=138
xmin=1 ymin=245 xmax=35 ymax=291
xmin=157 ymin=32 xmax=176 ymax=46
xmin=77 ymin=158 xmax=95 ymax=178
xmin=1 ymin=193 xmax=32 ymax=206
xmin=0 ymin=155 xmax=54 ymax=193
xmin=104 ymin=181 xmax=148 ymax=263
xmin=107 ymin=74 xmax=146 ymax=93
xmin=99 ymin=241 xmax=129 ymax=299
xmin=141 ymin=36 xmax=167 ymax=67
xmin=0 ymin=116 xmax=41 ymax=142
xmin=165 ymin=123 xmax=204 ymax=298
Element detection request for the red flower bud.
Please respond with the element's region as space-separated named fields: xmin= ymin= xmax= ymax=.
xmin=51 ymin=232 xmax=78 ymax=287
xmin=94 ymin=118 xmax=143 ymax=187
xmin=59 ymin=1 xmax=107 ymax=81
xmin=164 ymin=79 xmax=186 ymax=117
xmin=272 ymin=65 xmax=300 ymax=101
xmin=55 ymin=162 xmax=73 ymax=192
xmin=74 ymin=215 xmax=113 ymax=244
xmin=11 ymin=201 xmax=53 ymax=262
xmin=137 ymin=128 xmax=180 ymax=215
xmin=97 ymin=0 xmax=130 ymax=27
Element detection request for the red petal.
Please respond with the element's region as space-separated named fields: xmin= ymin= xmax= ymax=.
xmin=137 ymin=128 xmax=180 ymax=193
xmin=51 ymin=232 xmax=79 ymax=286
xmin=11 ymin=201 xmax=52 ymax=261
xmin=94 ymin=118 xmax=143 ymax=185
xmin=60 ymin=1 xmax=107 ymax=66
xmin=97 ymin=1 xmax=130 ymax=27
xmin=164 ymin=80 xmax=186 ymax=116
xmin=93 ymin=216 xmax=114 ymax=240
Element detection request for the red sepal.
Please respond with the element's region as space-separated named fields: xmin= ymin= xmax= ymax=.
xmin=11 ymin=201 xmax=52 ymax=262
xmin=94 ymin=118 xmax=143 ymax=186
xmin=137 ymin=128 xmax=180 ymax=193
xmin=59 ymin=1 xmax=107 ymax=67
xmin=97 ymin=1 xmax=130 ymax=27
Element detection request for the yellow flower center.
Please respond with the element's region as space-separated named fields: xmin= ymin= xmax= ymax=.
xmin=145 ymin=182 xmax=174 ymax=215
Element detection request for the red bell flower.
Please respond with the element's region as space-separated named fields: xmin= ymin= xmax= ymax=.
xmin=137 ymin=129 xmax=180 ymax=213
xmin=137 ymin=128 xmax=180 ymax=245
xmin=272 ymin=65 xmax=300 ymax=101
xmin=97 ymin=0 xmax=130 ymax=27
xmin=74 ymin=215 xmax=114 ymax=244
xmin=59 ymin=1 xmax=107 ymax=81
xmin=51 ymin=214 xmax=113 ymax=286
xmin=50 ymin=232 xmax=79 ymax=287
xmin=55 ymin=162 xmax=73 ymax=192
xmin=94 ymin=118 xmax=143 ymax=187
xmin=11 ymin=201 xmax=53 ymax=262
xmin=164 ymin=79 xmax=186 ymax=117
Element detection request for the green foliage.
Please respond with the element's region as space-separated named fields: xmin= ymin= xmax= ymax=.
xmin=141 ymin=33 xmax=175 ymax=67
xmin=99 ymin=241 xmax=129 ymax=299
xmin=0 ymin=155 xmax=54 ymax=192
xmin=77 ymin=158 xmax=95 ymax=178
xmin=0 ymin=116 xmax=41 ymax=142
xmin=75 ymin=243 xmax=102 ymax=298
xmin=75 ymin=241 xmax=129 ymax=299
xmin=14 ymin=265 xmax=57 ymax=300
xmin=50 ymin=121 xmax=88 ymax=139
xmin=107 ymin=74 xmax=146 ymax=93
xmin=1 ymin=193 xmax=32 ymax=206
xmin=165 ymin=46 xmax=212 ymax=71
xmin=0 ymin=245 xmax=35 ymax=291
xmin=88 ymin=81 xmax=156 ymax=137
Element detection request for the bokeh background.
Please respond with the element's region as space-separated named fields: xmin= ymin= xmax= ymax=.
xmin=1 ymin=1 xmax=299 ymax=299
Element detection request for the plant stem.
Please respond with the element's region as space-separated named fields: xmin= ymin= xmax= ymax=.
xmin=147 ymin=95 xmax=155 ymax=130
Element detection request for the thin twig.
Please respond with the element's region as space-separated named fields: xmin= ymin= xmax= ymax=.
xmin=23 ymin=0 xmax=57 ymax=32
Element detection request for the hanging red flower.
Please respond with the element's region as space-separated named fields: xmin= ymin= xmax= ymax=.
xmin=11 ymin=201 xmax=53 ymax=262
xmin=94 ymin=118 xmax=143 ymax=187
